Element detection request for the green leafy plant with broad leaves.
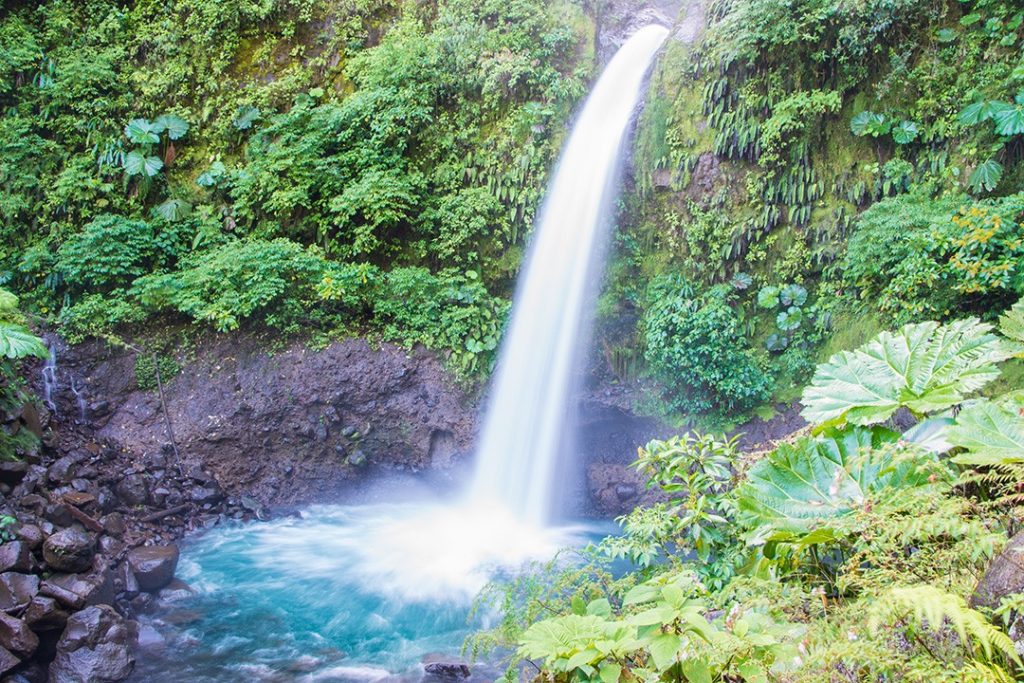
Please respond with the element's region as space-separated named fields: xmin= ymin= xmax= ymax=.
xmin=800 ymin=318 xmax=1013 ymax=427
xmin=969 ymin=159 xmax=1004 ymax=193
xmin=121 ymin=114 xmax=188 ymax=180
xmin=0 ymin=288 xmax=48 ymax=460
xmin=736 ymin=426 xmax=939 ymax=537
xmin=602 ymin=433 xmax=743 ymax=588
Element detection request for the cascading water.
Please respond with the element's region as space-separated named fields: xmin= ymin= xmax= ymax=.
xmin=133 ymin=27 xmax=668 ymax=681
xmin=469 ymin=24 xmax=669 ymax=525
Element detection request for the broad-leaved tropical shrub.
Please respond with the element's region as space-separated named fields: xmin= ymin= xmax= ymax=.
xmin=642 ymin=276 xmax=773 ymax=415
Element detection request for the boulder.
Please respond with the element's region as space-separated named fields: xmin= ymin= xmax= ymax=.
xmin=423 ymin=661 xmax=471 ymax=680
xmin=40 ymin=570 xmax=114 ymax=611
xmin=0 ymin=646 xmax=19 ymax=675
xmin=13 ymin=525 xmax=43 ymax=551
xmin=48 ymin=606 xmax=134 ymax=683
xmin=126 ymin=545 xmax=179 ymax=593
xmin=42 ymin=529 xmax=94 ymax=573
xmin=114 ymin=476 xmax=148 ymax=507
xmin=23 ymin=596 xmax=68 ymax=632
xmin=0 ymin=543 xmax=31 ymax=574
xmin=973 ymin=530 xmax=1024 ymax=609
xmin=189 ymin=485 xmax=221 ymax=505
xmin=0 ymin=613 xmax=37 ymax=659
xmin=99 ymin=514 xmax=125 ymax=538
xmin=46 ymin=457 xmax=79 ymax=486
xmin=0 ymin=574 xmax=39 ymax=613
xmin=156 ymin=579 xmax=194 ymax=602
xmin=0 ymin=462 xmax=28 ymax=486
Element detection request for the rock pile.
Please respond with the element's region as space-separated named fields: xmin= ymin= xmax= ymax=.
xmin=0 ymin=437 xmax=255 ymax=681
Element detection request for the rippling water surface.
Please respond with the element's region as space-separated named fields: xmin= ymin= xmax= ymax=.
xmin=130 ymin=503 xmax=597 ymax=682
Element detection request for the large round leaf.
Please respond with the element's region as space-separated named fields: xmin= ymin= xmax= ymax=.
xmin=736 ymin=426 xmax=934 ymax=534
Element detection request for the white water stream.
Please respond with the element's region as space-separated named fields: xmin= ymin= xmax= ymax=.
xmin=469 ymin=24 xmax=669 ymax=525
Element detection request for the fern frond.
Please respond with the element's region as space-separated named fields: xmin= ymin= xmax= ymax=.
xmin=961 ymin=660 xmax=1016 ymax=683
xmin=870 ymin=585 xmax=1021 ymax=666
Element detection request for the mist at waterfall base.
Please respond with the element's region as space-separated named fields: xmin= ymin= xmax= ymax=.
xmin=131 ymin=25 xmax=668 ymax=682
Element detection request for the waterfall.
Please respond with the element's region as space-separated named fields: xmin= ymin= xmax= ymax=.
xmin=468 ymin=25 xmax=668 ymax=525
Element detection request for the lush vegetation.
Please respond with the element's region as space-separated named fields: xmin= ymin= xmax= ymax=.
xmin=475 ymin=301 xmax=1024 ymax=682
xmin=605 ymin=0 xmax=1024 ymax=423
xmin=0 ymin=289 xmax=48 ymax=459
xmin=0 ymin=0 xmax=593 ymax=379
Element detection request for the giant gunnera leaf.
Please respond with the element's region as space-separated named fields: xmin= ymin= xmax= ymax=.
xmin=999 ymin=297 xmax=1024 ymax=355
xmin=736 ymin=427 xmax=933 ymax=534
xmin=0 ymin=322 xmax=48 ymax=360
xmin=949 ymin=392 xmax=1024 ymax=467
xmin=801 ymin=319 xmax=1011 ymax=427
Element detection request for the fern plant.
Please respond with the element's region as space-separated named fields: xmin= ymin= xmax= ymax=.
xmin=869 ymin=585 xmax=1021 ymax=667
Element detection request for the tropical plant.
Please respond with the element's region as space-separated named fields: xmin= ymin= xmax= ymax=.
xmin=800 ymin=318 xmax=1012 ymax=426
xmin=736 ymin=427 xmax=939 ymax=536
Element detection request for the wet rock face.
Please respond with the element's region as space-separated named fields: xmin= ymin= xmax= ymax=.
xmin=41 ymin=529 xmax=94 ymax=574
xmin=973 ymin=530 xmax=1024 ymax=609
xmin=48 ymin=606 xmax=134 ymax=683
xmin=56 ymin=335 xmax=476 ymax=507
xmin=126 ymin=545 xmax=179 ymax=593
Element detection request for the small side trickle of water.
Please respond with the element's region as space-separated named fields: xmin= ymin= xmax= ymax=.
xmin=70 ymin=377 xmax=88 ymax=424
xmin=469 ymin=25 xmax=669 ymax=525
xmin=41 ymin=342 xmax=59 ymax=417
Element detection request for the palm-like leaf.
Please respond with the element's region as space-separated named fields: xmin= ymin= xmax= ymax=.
xmin=736 ymin=427 xmax=931 ymax=533
xmin=124 ymin=151 xmax=164 ymax=177
xmin=124 ymin=118 xmax=159 ymax=145
xmin=992 ymin=103 xmax=1024 ymax=137
xmin=0 ymin=322 xmax=48 ymax=360
xmin=968 ymin=159 xmax=1003 ymax=193
xmin=949 ymin=393 xmax=1024 ymax=466
xmin=801 ymin=319 xmax=1010 ymax=426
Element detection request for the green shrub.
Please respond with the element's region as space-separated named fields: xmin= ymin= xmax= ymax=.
xmin=57 ymin=214 xmax=183 ymax=292
xmin=844 ymin=191 xmax=1024 ymax=322
xmin=133 ymin=238 xmax=325 ymax=333
xmin=642 ymin=276 xmax=773 ymax=415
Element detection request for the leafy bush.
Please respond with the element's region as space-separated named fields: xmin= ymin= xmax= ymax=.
xmin=57 ymin=214 xmax=184 ymax=292
xmin=133 ymin=238 xmax=324 ymax=333
xmin=0 ymin=289 xmax=47 ymax=460
xmin=843 ymin=192 xmax=1024 ymax=322
xmin=642 ymin=276 xmax=773 ymax=415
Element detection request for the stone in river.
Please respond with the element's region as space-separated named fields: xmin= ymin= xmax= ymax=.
xmin=47 ymin=605 xmax=134 ymax=683
xmin=126 ymin=545 xmax=179 ymax=593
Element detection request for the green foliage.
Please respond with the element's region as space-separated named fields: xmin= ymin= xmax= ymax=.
xmin=735 ymin=427 xmax=935 ymax=535
xmin=969 ymin=159 xmax=1003 ymax=193
xmin=869 ymin=585 xmax=1020 ymax=665
xmin=134 ymin=238 xmax=325 ymax=334
xmin=57 ymin=214 xmax=183 ymax=292
xmin=0 ymin=289 xmax=46 ymax=460
xmin=948 ymin=392 xmax=1024 ymax=467
xmin=642 ymin=276 xmax=773 ymax=415
xmin=801 ymin=318 xmax=1011 ymax=426
xmin=0 ymin=0 xmax=590 ymax=383
xmin=133 ymin=354 xmax=180 ymax=392
xmin=512 ymin=309 xmax=1022 ymax=683
xmin=602 ymin=433 xmax=743 ymax=588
